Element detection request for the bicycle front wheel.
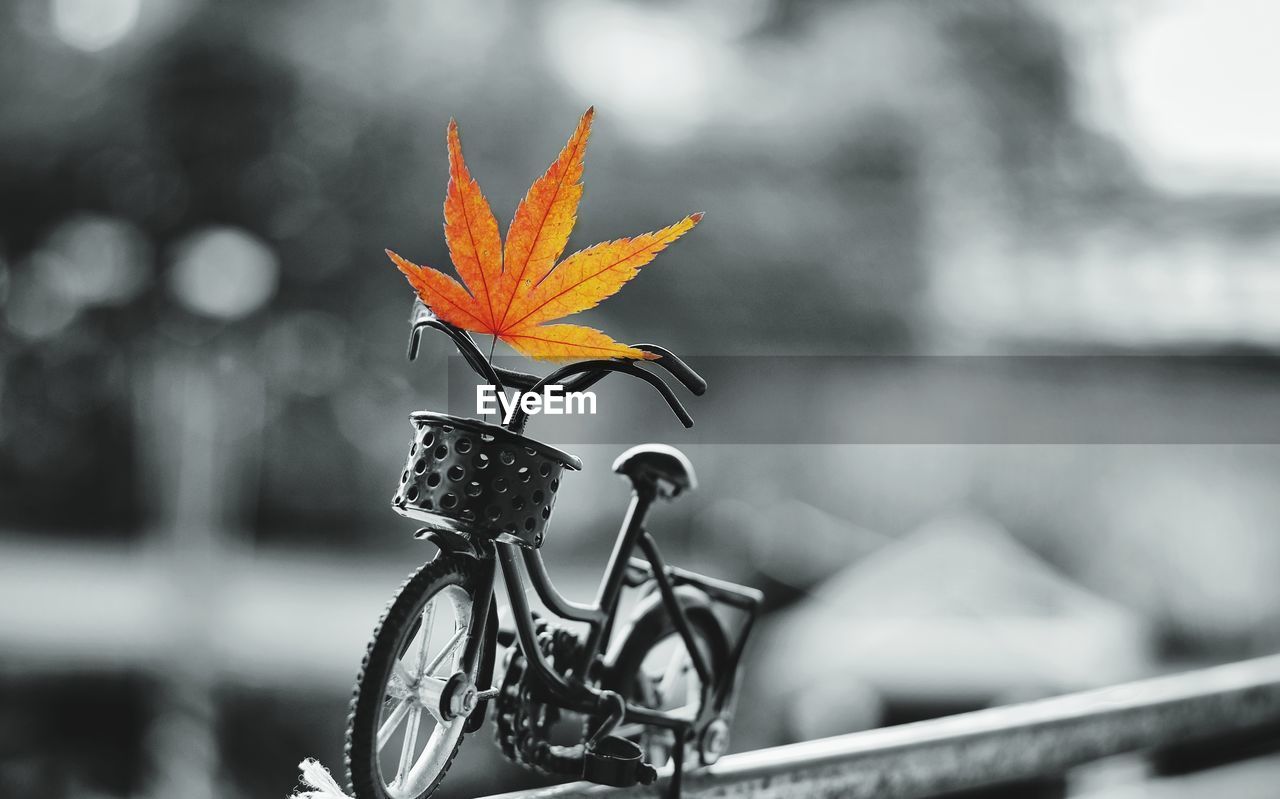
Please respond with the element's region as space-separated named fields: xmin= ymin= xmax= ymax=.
xmin=346 ymin=555 xmax=480 ymax=799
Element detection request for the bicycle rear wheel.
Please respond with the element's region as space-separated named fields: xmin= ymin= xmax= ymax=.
xmin=346 ymin=556 xmax=480 ymax=799
xmin=605 ymin=599 xmax=730 ymax=769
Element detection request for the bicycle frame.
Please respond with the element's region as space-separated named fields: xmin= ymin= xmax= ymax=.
xmin=438 ymin=481 xmax=760 ymax=738
xmin=408 ymin=305 xmax=758 ymax=749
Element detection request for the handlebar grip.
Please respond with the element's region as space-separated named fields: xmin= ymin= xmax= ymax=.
xmin=636 ymin=368 xmax=694 ymax=428
xmin=407 ymin=299 xmax=432 ymax=360
xmin=590 ymin=364 xmax=693 ymax=427
xmin=413 ymin=318 xmax=507 ymax=389
xmin=407 ymin=324 xmax=424 ymax=361
xmin=635 ymin=345 xmax=707 ymax=396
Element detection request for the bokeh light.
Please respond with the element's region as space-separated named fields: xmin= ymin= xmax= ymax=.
xmin=4 ymin=253 xmax=79 ymax=341
xmin=1108 ymin=0 xmax=1280 ymax=191
xmin=167 ymin=227 xmax=279 ymax=320
xmin=543 ymin=0 xmax=718 ymax=144
xmin=42 ymin=215 xmax=152 ymax=307
xmin=51 ymin=0 xmax=141 ymax=52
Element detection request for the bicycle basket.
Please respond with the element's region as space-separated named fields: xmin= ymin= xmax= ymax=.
xmin=391 ymin=412 xmax=582 ymax=548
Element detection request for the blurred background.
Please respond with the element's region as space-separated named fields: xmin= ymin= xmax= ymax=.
xmin=3 ymin=0 xmax=1280 ymax=797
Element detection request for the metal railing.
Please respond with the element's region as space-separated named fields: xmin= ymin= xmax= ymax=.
xmin=478 ymin=655 xmax=1280 ymax=798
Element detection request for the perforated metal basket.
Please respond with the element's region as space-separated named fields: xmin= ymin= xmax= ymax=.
xmin=391 ymin=412 xmax=582 ymax=548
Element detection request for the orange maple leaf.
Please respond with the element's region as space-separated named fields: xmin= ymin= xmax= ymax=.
xmin=387 ymin=108 xmax=702 ymax=362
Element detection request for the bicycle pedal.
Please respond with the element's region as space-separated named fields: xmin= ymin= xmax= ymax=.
xmin=582 ymin=735 xmax=656 ymax=787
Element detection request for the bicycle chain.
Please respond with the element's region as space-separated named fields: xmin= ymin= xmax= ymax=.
xmin=493 ymin=615 xmax=591 ymax=776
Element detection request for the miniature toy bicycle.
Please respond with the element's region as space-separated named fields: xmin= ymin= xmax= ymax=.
xmin=343 ymin=301 xmax=761 ymax=799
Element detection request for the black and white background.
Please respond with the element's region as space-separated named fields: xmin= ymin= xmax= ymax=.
xmin=2 ymin=1 xmax=1279 ymax=797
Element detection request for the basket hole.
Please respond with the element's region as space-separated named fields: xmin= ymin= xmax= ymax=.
xmin=414 ymin=459 xmax=427 ymax=474
xmin=525 ymin=447 xmax=536 ymax=456
xmin=524 ymin=517 xmax=536 ymax=531
xmin=406 ymin=486 xmax=419 ymax=502
xmin=456 ymin=438 xmax=473 ymax=454
xmin=401 ymin=470 xmax=410 ymax=484
xmin=532 ymin=490 xmax=544 ymax=504
xmin=434 ymin=445 xmax=448 ymax=460
xmin=539 ymin=463 xmax=552 ymax=477
xmin=550 ymin=479 xmax=559 ymax=492
xmin=423 ymin=499 xmax=434 ymax=510
xmin=447 ymin=465 xmax=466 ymax=482
xmin=517 ymin=467 xmax=531 ymax=483
xmin=442 ymin=425 xmax=454 ymax=433
xmin=441 ymin=493 xmax=458 ymax=509
xmin=481 ymin=433 xmax=495 ymax=443
xmin=493 ymin=477 xmax=509 ymax=493
xmin=476 ymin=453 xmax=490 ymax=470
xmin=541 ymin=506 xmax=551 ymax=520
xmin=502 ymin=523 xmax=517 ymax=535
xmin=420 ymin=431 xmax=435 ymax=447
xmin=460 ymin=508 xmax=476 ymax=522
xmin=485 ymin=505 xmax=502 ymax=521
xmin=465 ymin=481 xmax=482 ymax=497
xmin=512 ymin=496 xmax=526 ymax=511
xmin=427 ymin=473 xmax=442 ymax=488
xmin=500 ymin=451 xmax=515 ymax=466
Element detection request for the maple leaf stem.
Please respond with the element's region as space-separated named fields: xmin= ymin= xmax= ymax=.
xmin=479 ymin=336 xmax=498 ymax=422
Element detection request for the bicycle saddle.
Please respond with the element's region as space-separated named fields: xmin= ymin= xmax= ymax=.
xmin=612 ymin=444 xmax=696 ymax=500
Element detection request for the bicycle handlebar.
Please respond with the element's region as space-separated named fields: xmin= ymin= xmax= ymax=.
xmin=509 ymin=359 xmax=694 ymax=431
xmin=632 ymin=344 xmax=707 ymax=396
xmin=407 ymin=301 xmax=703 ymax=430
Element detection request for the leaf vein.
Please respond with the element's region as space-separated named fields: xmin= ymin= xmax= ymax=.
xmin=450 ymin=144 xmax=497 ymax=332
xmin=505 ymin=225 xmax=687 ymax=330
xmin=498 ymin=125 xmax=589 ymax=330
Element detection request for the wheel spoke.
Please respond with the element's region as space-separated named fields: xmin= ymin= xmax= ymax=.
xmin=391 ymin=659 xmax=415 ymax=693
xmin=686 ymin=659 xmax=700 ymax=709
xmin=387 ymin=667 xmax=416 ymax=700
xmin=415 ymin=719 xmax=465 ymax=781
xmin=396 ymin=706 xmax=422 ymax=786
xmin=628 ymin=638 xmax=705 ymax=768
xmin=637 ymin=674 xmax=661 ymax=708
xmin=645 ymin=728 xmax=676 ymax=765
xmin=658 ymin=647 xmax=689 ymax=705
xmin=418 ymin=676 xmax=448 ymax=725
xmin=423 ymin=626 xmax=467 ymax=678
xmin=377 ymin=698 xmax=412 ymax=750
xmin=414 ymin=601 xmax=437 ymax=678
